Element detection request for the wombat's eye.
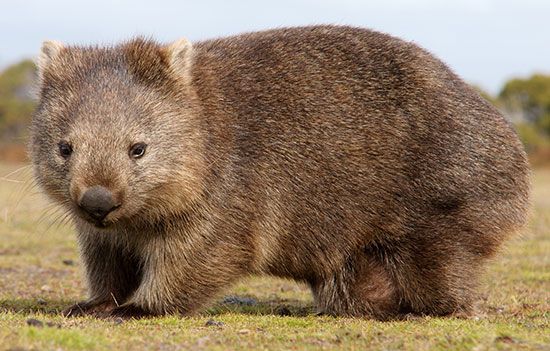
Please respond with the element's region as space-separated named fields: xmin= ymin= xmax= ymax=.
xmin=129 ymin=142 xmax=147 ymax=159
xmin=58 ymin=141 xmax=73 ymax=159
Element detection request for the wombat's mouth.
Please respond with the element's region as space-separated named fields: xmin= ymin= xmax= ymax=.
xmin=80 ymin=214 xmax=113 ymax=229
xmin=74 ymin=205 xmax=120 ymax=229
xmin=93 ymin=220 xmax=109 ymax=229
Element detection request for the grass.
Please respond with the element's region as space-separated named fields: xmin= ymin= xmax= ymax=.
xmin=0 ymin=163 xmax=548 ymax=351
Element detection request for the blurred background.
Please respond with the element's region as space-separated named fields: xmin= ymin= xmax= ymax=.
xmin=1 ymin=0 xmax=549 ymax=164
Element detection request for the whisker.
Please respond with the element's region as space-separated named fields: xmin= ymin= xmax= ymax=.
xmin=43 ymin=210 xmax=69 ymax=234
xmin=35 ymin=205 xmax=63 ymax=227
xmin=0 ymin=164 xmax=31 ymax=179
xmin=0 ymin=177 xmax=24 ymax=183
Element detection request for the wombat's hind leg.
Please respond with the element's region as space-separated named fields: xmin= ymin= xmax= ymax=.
xmin=369 ymin=234 xmax=479 ymax=318
xmin=311 ymin=253 xmax=402 ymax=320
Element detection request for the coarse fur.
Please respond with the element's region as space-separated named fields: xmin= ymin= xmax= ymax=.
xmin=30 ymin=25 xmax=531 ymax=320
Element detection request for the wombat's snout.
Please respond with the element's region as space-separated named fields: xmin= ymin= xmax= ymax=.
xmin=78 ymin=186 xmax=119 ymax=222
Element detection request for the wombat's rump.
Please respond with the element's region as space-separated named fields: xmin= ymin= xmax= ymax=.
xmin=31 ymin=25 xmax=530 ymax=319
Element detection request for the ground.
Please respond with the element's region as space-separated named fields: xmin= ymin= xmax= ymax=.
xmin=0 ymin=163 xmax=548 ymax=351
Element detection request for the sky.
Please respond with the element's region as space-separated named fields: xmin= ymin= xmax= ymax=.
xmin=0 ymin=0 xmax=548 ymax=95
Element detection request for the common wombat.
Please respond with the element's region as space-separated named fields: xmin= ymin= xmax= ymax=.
xmin=31 ymin=25 xmax=530 ymax=320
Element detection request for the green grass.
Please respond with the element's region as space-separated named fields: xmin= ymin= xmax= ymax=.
xmin=0 ymin=163 xmax=548 ymax=350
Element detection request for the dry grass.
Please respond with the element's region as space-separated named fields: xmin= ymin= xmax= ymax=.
xmin=0 ymin=162 xmax=548 ymax=350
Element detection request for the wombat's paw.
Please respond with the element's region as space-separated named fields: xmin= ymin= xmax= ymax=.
xmin=62 ymin=300 xmax=117 ymax=317
xmin=109 ymin=303 xmax=154 ymax=319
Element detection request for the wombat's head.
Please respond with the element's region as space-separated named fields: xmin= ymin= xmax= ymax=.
xmin=31 ymin=38 xmax=205 ymax=230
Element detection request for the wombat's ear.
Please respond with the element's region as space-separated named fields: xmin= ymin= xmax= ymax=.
xmin=164 ymin=38 xmax=194 ymax=83
xmin=37 ymin=40 xmax=64 ymax=81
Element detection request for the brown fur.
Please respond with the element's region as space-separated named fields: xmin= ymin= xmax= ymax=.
xmin=30 ymin=25 xmax=530 ymax=319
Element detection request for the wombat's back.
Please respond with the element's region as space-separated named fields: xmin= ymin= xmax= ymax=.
xmin=191 ymin=25 xmax=530 ymax=315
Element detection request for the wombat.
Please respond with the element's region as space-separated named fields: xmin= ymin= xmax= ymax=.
xmin=31 ymin=25 xmax=530 ymax=320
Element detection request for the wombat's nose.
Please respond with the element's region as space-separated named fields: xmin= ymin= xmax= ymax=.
xmin=79 ymin=186 xmax=118 ymax=221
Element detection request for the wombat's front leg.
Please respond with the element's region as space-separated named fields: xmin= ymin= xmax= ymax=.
xmin=64 ymin=235 xmax=142 ymax=317
xmin=110 ymin=232 xmax=249 ymax=318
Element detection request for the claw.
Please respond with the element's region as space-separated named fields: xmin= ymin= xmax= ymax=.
xmin=62 ymin=300 xmax=117 ymax=318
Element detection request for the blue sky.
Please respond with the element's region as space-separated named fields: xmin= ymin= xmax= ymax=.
xmin=1 ymin=0 xmax=548 ymax=94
